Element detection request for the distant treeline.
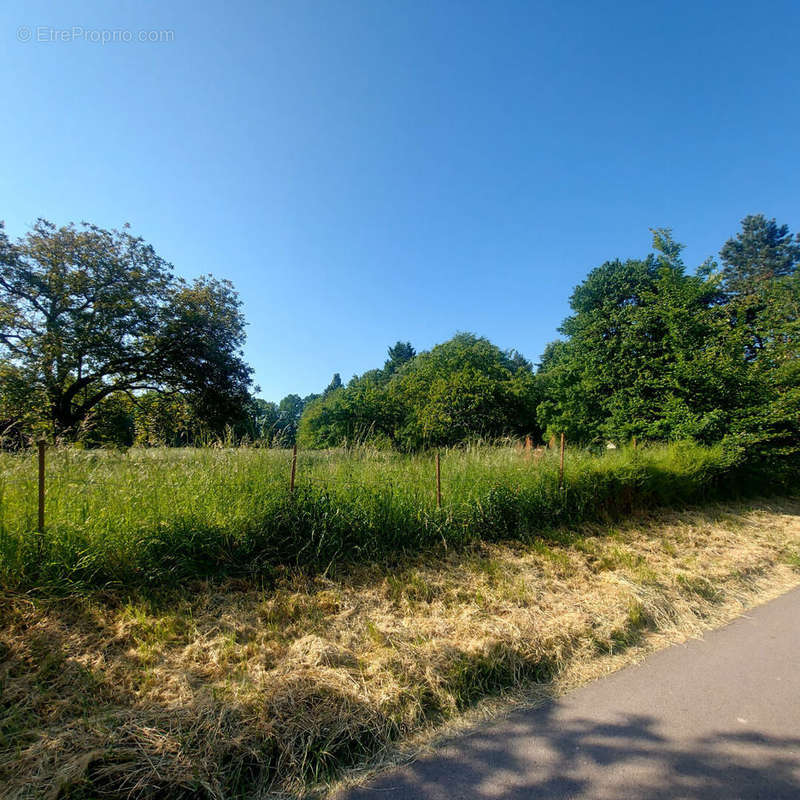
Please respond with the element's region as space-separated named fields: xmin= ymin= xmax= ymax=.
xmin=1 ymin=215 xmax=798 ymax=464
xmin=297 ymin=215 xmax=800 ymax=468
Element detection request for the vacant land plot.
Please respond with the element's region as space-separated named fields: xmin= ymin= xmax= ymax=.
xmin=2 ymin=496 xmax=799 ymax=798
xmin=0 ymin=442 xmax=780 ymax=591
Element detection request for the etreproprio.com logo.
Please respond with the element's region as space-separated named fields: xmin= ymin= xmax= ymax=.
xmin=17 ymin=25 xmax=174 ymax=44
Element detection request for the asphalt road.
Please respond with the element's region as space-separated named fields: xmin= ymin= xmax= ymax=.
xmin=340 ymin=587 xmax=800 ymax=800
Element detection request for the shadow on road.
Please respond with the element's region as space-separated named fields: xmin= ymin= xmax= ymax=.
xmin=344 ymin=704 xmax=800 ymax=799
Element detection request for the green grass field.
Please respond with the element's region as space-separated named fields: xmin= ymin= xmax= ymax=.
xmin=0 ymin=442 xmax=779 ymax=592
xmin=2 ymin=442 xmax=799 ymax=798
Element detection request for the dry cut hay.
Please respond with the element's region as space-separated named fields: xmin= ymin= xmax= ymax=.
xmin=1 ymin=497 xmax=800 ymax=799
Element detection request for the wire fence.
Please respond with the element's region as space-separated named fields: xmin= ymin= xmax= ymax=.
xmin=3 ymin=435 xmax=571 ymax=535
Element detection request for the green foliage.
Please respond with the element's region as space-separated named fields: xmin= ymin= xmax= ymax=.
xmin=384 ymin=341 xmax=416 ymax=374
xmin=299 ymin=334 xmax=541 ymax=450
xmin=296 ymin=215 xmax=797 ymax=458
xmin=717 ymin=216 xmax=800 ymax=468
xmin=299 ymin=371 xmax=397 ymax=448
xmin=4 ymin=212 xmax=797 ymax=459
xmin=250 ymin=398 xmax=281 ymax=443
xmin=536 ymin=223 xmax=792 ymax=449
xmin=129 ymin=392 xmax=198 ymax=446
xmin=82 ymin=393 xmax=136 ymax=448
xmin=272 ymin=393 xmax=309 ymax=446
xmin=719 ymin=214 xmax=800 ymax=295
xmin=324 ymin=373 xmax=343 ymax=395
xmin=0 ymin=361 xmax=48 ymax=447
xmin=0 ymin=441 xmax=777 ymax=593
xmin=0 ymin=219 xmax=253 ymax=442
xmin=158 ymin=276 xmax=254 ymax=434
xmin=396 ymin=334 xmax=540 ymax=449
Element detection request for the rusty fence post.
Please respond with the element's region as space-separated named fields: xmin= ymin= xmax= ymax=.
xmin=289 ymin=444 xmax=297 ymax=494
xmin=435 ymin=451 xmax=442 ymax=509
xmin=559 ymin=432 xmax=566 ymax=490
xmin=37 ymin=439 xmax=46 ymax=533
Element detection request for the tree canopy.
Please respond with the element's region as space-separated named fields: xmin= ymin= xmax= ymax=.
xmin=535 ymin=230 xmax=752 ymax=444
xmin=299 ymin=333 xmax=541 ymax=450
xmin=717 ymin=216 xmax=800 ymax=461
xmin=0 ymin=219 xmax=253 ymax=441
xmin=535 ymin=216 xmax=798 ymax=459
xmin=2 ymin=213 xmax=796 ymax=457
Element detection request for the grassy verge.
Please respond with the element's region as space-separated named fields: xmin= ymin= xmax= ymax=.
xmin=0 ymin=442 xmax=787 ymax=591
xmin=2 ymin=497 xmax=799 ymax=799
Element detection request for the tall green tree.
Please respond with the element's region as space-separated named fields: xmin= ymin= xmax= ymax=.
xmin=719 ymin=214 xmax=800 ymax=358
xmin=324 ymin=373 xmax=343 ymax=395
xmin=537 ymin=230 xmax=751 ymax=444
xmin=250 ymin=398 xmax=282 ymax=444
xmin=719 ymin=215 xmax=800 ymax=462
xmin=299 ymin=334 xmax=540 ymax=450
xmin=299 ymin=370 xmax=398 ymax=448
xmin=395 ymin=333 xmax=539 ymax=448
xmin=719 ymin=214 xmax=800 ymax=295
xmin=383 ymin=341 xmax=416 ymax=375
xmin=0 ymin=219 xmax=254 ymax=440
xmin=272 ymin=393 xmax=305 ymax=445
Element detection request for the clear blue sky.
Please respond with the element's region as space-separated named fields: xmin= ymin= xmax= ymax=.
xmin=2 ymin=1 xmax=799 ymax=402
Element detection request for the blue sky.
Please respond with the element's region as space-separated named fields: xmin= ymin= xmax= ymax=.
xmin=2 ymin=1 xmax=799 ymax=401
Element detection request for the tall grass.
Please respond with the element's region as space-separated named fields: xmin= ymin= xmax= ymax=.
xmin=0 ymin=442 xmax=784 ymax=592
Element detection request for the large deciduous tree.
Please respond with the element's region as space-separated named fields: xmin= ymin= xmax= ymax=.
xmin=536 ymin=230 xmax=752 ymax=445
xmin=0 ymin=219 xmax=253 ymax=440
xmin=299 ymin=334 xmax=540 ymax=450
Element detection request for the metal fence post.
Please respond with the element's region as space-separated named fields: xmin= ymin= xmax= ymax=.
xmin=37 ymin=439 xmax=46 ymax=533
xmin=435 ymin=451 xmax=442 ymax=509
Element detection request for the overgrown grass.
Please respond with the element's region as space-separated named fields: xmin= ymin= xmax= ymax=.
xmin=2 ymin=500 xmax=799 ymax=799
xmin=0 ymin=441 xmax=789 ymax=591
